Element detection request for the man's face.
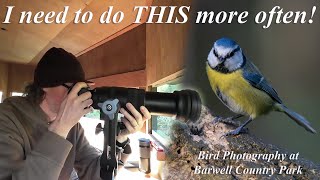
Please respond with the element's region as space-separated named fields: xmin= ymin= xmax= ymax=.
xmin=42 ymin=83 xmax=73 ymax=114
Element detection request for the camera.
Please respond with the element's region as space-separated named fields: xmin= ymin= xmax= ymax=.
xmin=79 ymin=86 xmax=202 ymax=180
xmin=81 ymin=86 xmax=202 ymax=122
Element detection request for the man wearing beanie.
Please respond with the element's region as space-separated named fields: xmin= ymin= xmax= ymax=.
xmin=0 ymin=47 xmax=151 ymax=180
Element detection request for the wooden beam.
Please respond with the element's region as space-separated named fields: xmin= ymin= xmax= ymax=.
xmin=89 ymin=70 xmax=146 ymax=88
xmin=150 ymin=69 xmax=184 ymax=87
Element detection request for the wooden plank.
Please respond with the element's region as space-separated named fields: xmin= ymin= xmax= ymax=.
xmin=7 ymin=63 xmax=35 ymax=95
xmin=78 ymin=24 xmax=146 ymax=80
xmin=76 ymin=23 xmax=144 ymax=57
xmin=89 ymin=70 xmax=146 ymax=88
xmin=145 ymin=0 xmax=192 ymax=85
xmin=0 ymin=62 xmax=9 ymax=99
xmin=75 ymin=0 xmax=153 ymax=57
xmin=150 ymin=69 xmax=184 ymax=87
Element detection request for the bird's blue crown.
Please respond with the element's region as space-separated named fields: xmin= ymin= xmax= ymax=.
xmin=214 ymin=37 xmax=238 ymax=48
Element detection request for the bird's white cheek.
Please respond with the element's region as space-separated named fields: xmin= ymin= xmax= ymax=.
xmin=224 ymin=53 xmax=243 ymax=71
xmin=207 ymin=49 xmax=219 ymax=68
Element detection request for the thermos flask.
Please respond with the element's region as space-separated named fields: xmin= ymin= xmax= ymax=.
xmin=139 ymin=138 xmax=151 ymax=173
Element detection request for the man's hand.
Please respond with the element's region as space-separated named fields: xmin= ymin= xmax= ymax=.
xmin=117 ymin=103 xmax=151 ymax=142
xmin=49 ymin=82 xmax=93 ymax=138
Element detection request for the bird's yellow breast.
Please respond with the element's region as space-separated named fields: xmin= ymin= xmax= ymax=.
xmin=206 ymin=65 xmax=274 ymax=118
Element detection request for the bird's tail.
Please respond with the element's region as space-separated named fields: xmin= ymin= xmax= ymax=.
xmin=276 ymin=104 xmax=317 ymax=134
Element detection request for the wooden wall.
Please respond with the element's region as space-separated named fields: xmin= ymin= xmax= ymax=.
xmin=146 ymin=0 xmax=192 ymax=85
xmin=90 ymin=70 xmax=146 ymax=88
xmin=78 ymin=25 xmax=146 ymax=80
xmin=77 ymin=4 xmax=191 ymax=88
xmin=7 ymin=64 xmax=35 ymax=95
xmin=1 ymin=2 xmax=191 ymax=96
xmin=0 ymin=62 xmax=35 ymax=99
xmin=0 ymin=62 xmax=9 ymax=99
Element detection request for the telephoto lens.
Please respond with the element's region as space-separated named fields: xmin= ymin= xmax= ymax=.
xmin=86 ymin=87 xmax=202 ymax=122
xmin=144 ymin=89 xmax=201 ymax=122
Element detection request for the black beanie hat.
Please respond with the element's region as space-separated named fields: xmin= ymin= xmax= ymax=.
xmin=34 ymin=47 xmax=89 ymax=87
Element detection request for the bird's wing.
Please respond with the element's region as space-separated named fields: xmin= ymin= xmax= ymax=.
xmin=242 ymin=55 xmax=262 ymax=74
xmin=243 ymin=60 xmax=283 ymax=104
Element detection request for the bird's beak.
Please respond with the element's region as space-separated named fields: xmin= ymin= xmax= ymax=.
xmin=218 ymin=57 xmax=226 ymax=64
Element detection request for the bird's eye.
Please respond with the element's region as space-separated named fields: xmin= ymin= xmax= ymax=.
xmin=225 ymin=51 xmax=235 ymax=59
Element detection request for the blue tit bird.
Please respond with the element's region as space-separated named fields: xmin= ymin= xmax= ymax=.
xmin=206 ymin=37 xmax=317 ymax=136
